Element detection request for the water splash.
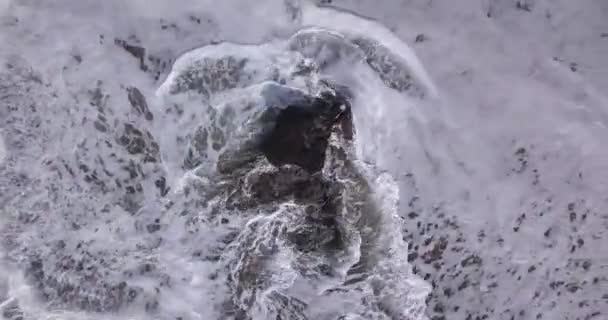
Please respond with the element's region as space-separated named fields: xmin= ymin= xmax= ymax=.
xmin=1 ymin=2 xmax=436 ymax=319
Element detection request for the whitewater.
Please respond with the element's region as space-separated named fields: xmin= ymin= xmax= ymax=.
xmin=1 ymin=1 xmax=607 ymax=320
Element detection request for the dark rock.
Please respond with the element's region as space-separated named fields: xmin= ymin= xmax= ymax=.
xmin=415 ymin=34 xmax=427 ymax=43
xmin=146 ymin=223 xmax=161 ymax=233
xmin=287 ymin=222 xmax=342 ymax=253
xmin=457 ymin=279 xmax=470 ymax=291
xmin=216 ymin=144 xmax=259 ymax=175
xmin=260 ymin=92 xmax=348 ymax=173
xmin=127 ymin=87 xmax=153 ymax=120
xmin=183 ymin=127 xmax=209 ymax=170
xmin=565 ymin=282 xmax=580 ymax=293
xmin=408 ymin=252 xmax=419 ymax=262
xmin=351 ymin=36 xmax=423 ymax=95
xmin=1 ymin=301 xmax=24 ymax=320
xmin=139 ymin=263 xmax=156 ymax=274
xmin=154 ymin=176 xmax=169 ymax=196
xmin=577 ymin=238 xmax=585 ymax=248
xmin=117 ymin=123 xmax=159 ymax=161
xmin=582 ymin=260 xmax=591 ymax=271
xmin=422 ymin=237 xmax=448 ymax=264
xmin=516 ymin=1 xmax=532 ymax=12
xmin=169 ymin=56 xmax=247 ymax=96
xmin=93 ymin=120 xmax=108 ymax=132
xmin=115 ymin=39 xmax=147 ymax=71
xmin=460 ymin=255 xmax=483 ymax=268
xmin=22 ymin=253 xmax=136 ymax=312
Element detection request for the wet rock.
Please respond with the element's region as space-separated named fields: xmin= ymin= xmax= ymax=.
xmin=154 ymin=176 xmax=169 ymax=196
xmin=114 ymin=38 xmax=147 ymax=71
xmin=146 ymin=223 xmax=161 ymax=233
xmin=216 ymin=144 xmax=259 ymax=175
xmin=351 ymin=36 xmax=423 ymax=96
xmin=260 ymin=92 xmax=348 ymax=173
xmin=266 ymin=291 xmax=308 ymax=320
xmin=93 ymin=120 xmax=108 ymax=132
xmin=23 ymin=254 xmax=135 ymax=312
xmin=516 ymin=1 xmax=532 ymax=12
xmin=116 ymin=123 xmax=159 ymax=162
xmin=126 ymin=87 xmax=153 ymax=121
xmin=183 ymin=127 xmax=209 ymax=170
xmin=168 ymin=56 xmax=248 ymax=96
xmin=1 ymin=299 xmax=23 ymax=320
xmin=213 ymin=87 xmax=374 ymax=318
xmin=422 ymin=237 xmax=448 ymax=264
xmin=287 ymin=220 xmax=343 ymax=253
xmin=460 ymin=255 xmax=482 ymax=268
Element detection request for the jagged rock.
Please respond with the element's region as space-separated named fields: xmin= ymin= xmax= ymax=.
xmin=168 ymin=56 xmax=249 ymax=96
xmin=214 ymin=89 xmax=360 ymax=318
xmin=114 ymin=39 xmax=147 ymax=71
xmin=260 ymin=92 xmax=348 ymax=173
xmin=116 ymin=123 xmax=159 ymax=162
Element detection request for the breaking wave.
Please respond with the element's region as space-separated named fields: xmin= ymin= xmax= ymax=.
xmin=1 ymin=2 xmax=436 ymax=320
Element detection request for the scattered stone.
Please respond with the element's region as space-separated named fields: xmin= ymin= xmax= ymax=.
xmin=582 ymin=260 xmax=591 ymax=271
xmin=516 ymin=1 xmax=532 ymax=12
xmin=94 ymin=120 xmax=108 ymax=132
xmin=146 ymin=223 xmax=161 ymax=233
xmin=115 ymin=38 xmax=148 ymax=71
xmin=72 ymin=54 xmax=82 ymax=63
xmin=154 ymin=176 xmax=169 ymax=196
xmin=415 ymin=34 xmax=427 ymax=43
xmin=422 ymin=237 xmax=448 ymax=264
xmin=127 ymin=87 xmax=153 ymax=120
xmin=183 ymin=127 xmax=209 ymax=170
xmin=460 ymin=255 xmax=482 ymax=268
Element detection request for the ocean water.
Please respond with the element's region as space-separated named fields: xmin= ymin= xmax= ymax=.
xmin=2 ymin=1 xmax=607 ymax=320
xmin=0 ymin=2 xmax=437 ymax=319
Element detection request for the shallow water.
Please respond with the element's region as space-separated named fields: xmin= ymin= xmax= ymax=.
xmin=1 ymin=1 xmax=607 ymax=320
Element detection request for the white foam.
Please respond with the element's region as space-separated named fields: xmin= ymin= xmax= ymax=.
xmin=2 ymin=2 xmax=439 ymax=319
xmin=0 ymin=132 xmax=5 ymax=165
xmin=300 ymin=2 xmax=438 ymax=98
xmin=156 ymin=42 xmax=282 ymax=98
